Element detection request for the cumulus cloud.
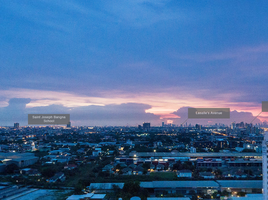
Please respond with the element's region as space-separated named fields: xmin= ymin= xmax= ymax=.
xmin=0 ymin=98 xmax=160 ymax=126
xmin=169 ymin=107 xmax=262 ymax=125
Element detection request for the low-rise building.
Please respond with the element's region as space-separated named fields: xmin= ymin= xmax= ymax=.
xmin=177 ymin=170 xmax=192 ymax=178
xmin=0 ymin=153 xmax=38 ymax=167
xmin=199 ymin=172 xmax=215 ymax=179
xmin=47 ymin=172 xmax=65 ymax=183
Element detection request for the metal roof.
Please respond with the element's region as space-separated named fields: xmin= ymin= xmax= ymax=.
xmin=87 ymin=183 xmax=124 ymax=190
xmin=129 ymin=152 xmax=261 ymax=157
xmin=0 ymin=153 xmax=38 ymax=161
xmin=140 ymin=181 xmax=219 ymax=188
xmin=217 ymin=180 xmax=262 ymax=188
xmin=148 ymin=198 xmax=190 ymax=200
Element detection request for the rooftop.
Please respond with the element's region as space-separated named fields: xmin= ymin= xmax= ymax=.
xmin=140 ymin=181 xmax=219 ymax=188
xmin=217 ymin=180 xmax=262 ymax=188
xmin=87 ymin=183 xmax=124 ymax=190
xmin=129 ymin=152 xmax=261 ymax=157
xmin=0 ymin=153 xmax=38 ymax=161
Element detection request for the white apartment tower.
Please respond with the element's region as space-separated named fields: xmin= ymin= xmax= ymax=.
xmin=262 ymin=132 xmax=268 ymax=200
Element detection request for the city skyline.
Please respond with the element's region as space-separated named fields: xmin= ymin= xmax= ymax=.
xmin=1 ymin=1 xmax=268 ymax=125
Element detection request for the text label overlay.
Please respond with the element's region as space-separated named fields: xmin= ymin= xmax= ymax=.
xmin=188 ymin=108 xmax=230 ymax=119
xmin=28 ymin=114 xmax=70 ymax=125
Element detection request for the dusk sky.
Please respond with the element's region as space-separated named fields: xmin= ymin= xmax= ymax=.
xmin=1 ymin=0 xmax=268 ymax=126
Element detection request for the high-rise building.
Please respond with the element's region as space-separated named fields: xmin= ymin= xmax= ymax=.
xmin=31 ymin=142 xmax=36 ymax=151
xmin=162 ymin=122 xmax=164 ymax=127
xmin=143 ymin=122 xmax=150 ymax=130
xmin=195 ymin=124 xmax=201 ymax=130
xmin=231 ymin=122 xmax=235 ymax=129
xmin=262 ymin=132 xmax=268 ymax=200
xmin=14 ymin=123 xmax=19 ymax=128
xmin=67 ymin=122 xmax=71 ymax=127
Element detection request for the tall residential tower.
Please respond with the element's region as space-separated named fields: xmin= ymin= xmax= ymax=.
xmin=262 ymin=132 xmax=268 ymax=200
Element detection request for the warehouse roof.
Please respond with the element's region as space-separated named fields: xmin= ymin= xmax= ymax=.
xmin=129 ymin=152 xmax=261 ymax=157
xmin=217 ymin=180 xmax=262 ymax=189
xmin=140 ymin=181 xmax=219 ymax=188
xmin=0 ymin=153 xmax=38 ymax=161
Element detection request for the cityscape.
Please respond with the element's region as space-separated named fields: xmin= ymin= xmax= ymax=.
xmin=1 ymin=0 xmax=268 ymax=200
xmin=0 ymin=121 xmax=267 ymax=200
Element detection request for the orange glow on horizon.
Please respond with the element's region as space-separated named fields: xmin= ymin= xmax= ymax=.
xmin=0 ymin=88 xmax=267 ymax=122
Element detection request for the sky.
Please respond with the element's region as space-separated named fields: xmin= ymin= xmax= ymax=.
xmin=0 ymin=0 xmax=268 ymax=126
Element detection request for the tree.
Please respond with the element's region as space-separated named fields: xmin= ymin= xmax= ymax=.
xmin=115 ymin=164 xmax=123 ymax=170
xmin=6 ymin=163 xmax=19 ymax=174
xmin=237 ymin=191 xmax=246 ymax=197
xmin=139 ymin=188 xmax=149 ymax=200
xmin=112 ymin=184 xmax=121 ymax=194
xmin=214 ymin=169 xmax=222 ymax=178
xmin=142 ymin=163 xmax=150 ymax=170
xmin=123 ymin=181 xmax=140 ymax=196
xmin=98 ymin=171 xmax=110 ymax=177
xmin=242 ymin=149 xmax=256 ymax=152
xmin=78 ymin=178 xmax=91 ymax=187
xmin=221 ymin=190 xmax=230 ymax=197
xmin=34 ymin=150 xmax=48 ymax=158
xmin=189 ymin=190 xmax=196 ymax=195
xmin=74 ymin=184 xmax=84 ymax=194
xmin=41 ymin=167 xmax=56 ymax=178
xmin=172 ymin=160 xmax=182 ymax=170
xmin=244 ymin=169 xmax=253 ymax=176
xmin=212 ymin=191 xmax=219 ymax=199
xmin=189 ymin=190 xmax=197 ymax=200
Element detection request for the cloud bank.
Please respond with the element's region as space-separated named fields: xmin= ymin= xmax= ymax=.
xmin=0 ymin=98 xmax=160 ymax=126
xmin=0 ymin=99 xmax=264 ymax=126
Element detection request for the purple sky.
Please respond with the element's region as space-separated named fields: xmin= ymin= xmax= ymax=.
xmin=0 ymin=1 xmax=268 ymax=126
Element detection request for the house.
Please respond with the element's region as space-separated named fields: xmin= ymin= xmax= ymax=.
xmin=20 ymin=168 xmax=41 ymax=176
xmin=222 ymin=171 xmax=235 ymax=178
xmin=102 ymin=164 xmax=114 ymax=173
xmin=199 ymin=172 xmax=215 ymax=179
xmin=64 ymin=164 xmax=77 ymax=170
xmin=122 ymin=167 xmax=132 ymax=175
xmin=156 ymin=164 xmax=165 ymax=171
xmin=128 ymin=164 xmax=136 ymax=169
xmin=177 ymin=170 xmax=192 ymax=178
xmin=49 ymin=150 xmax=65 ymax=155
xmin=235 ymin=170 xmax=247 ymax=178
xmin=56 ymin=156 xmax=70 ymax=163
xmin=77 ymin=148 xmax=86 ymax=154
xmin=235 ymin=147 xmax=244 ymax=152
xmin=133 ymin=166 xmax=143 ymax=175
xmin=150 ymin=164 xmax=155 ymax=170
xmin=92 ymin=150 xmax=101 ymax=156
xmin=108 ymin=150 xmax=114 ymax=155
xmin=20 ymin=168 xmax=32 ymax=174
xmin=47 ymin=172 xmax=65 ymax=183
xmin=118 ymin=163 xmax=127 ymax=168
xmin=28 ymin=169 xmax=41 ymax=176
